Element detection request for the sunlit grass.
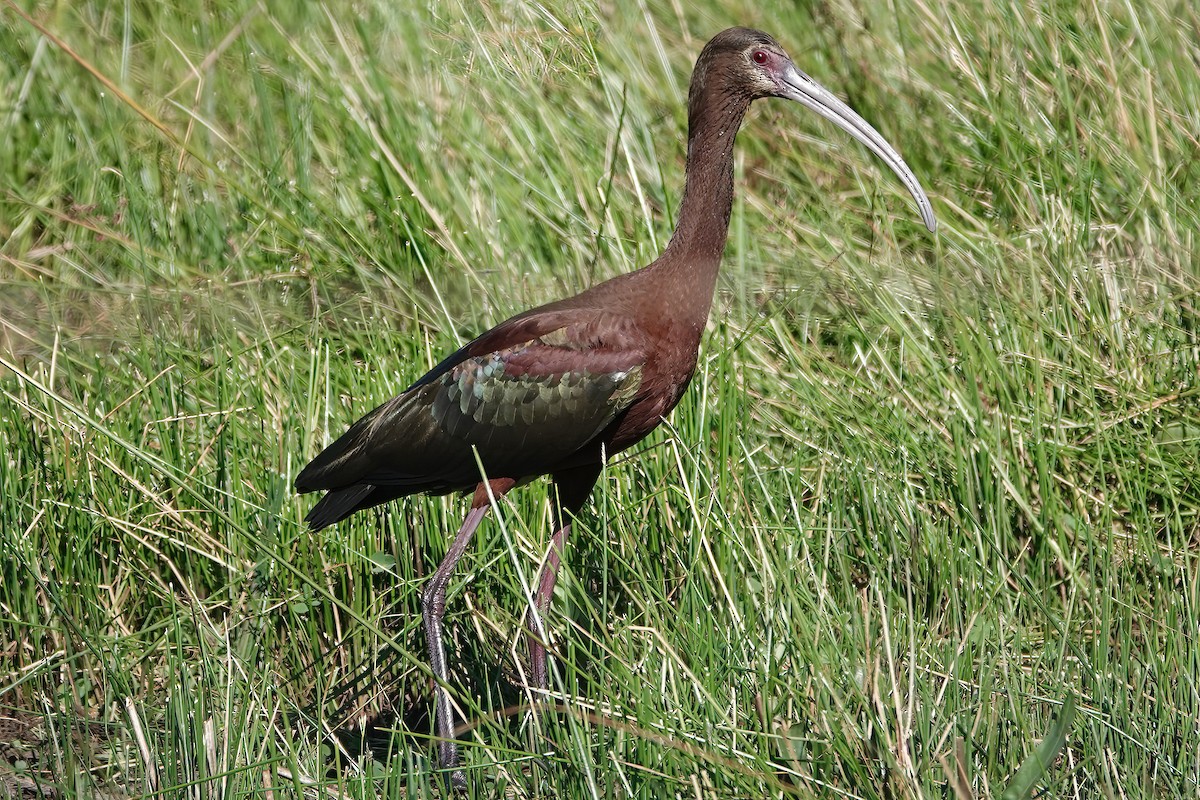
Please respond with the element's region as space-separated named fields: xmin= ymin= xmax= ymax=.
xmin=2 ymin=0 xmax=1197 ymax=797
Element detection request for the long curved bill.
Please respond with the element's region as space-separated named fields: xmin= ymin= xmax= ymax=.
xmin=779 ymin=63 xmax=937 ymax=233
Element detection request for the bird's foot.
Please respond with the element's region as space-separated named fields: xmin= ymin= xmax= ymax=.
xmin=435 ymin=739 xmax=467 ymax=793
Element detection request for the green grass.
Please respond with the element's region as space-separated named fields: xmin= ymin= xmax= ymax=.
xmin=2 ymin=0 xmax=1197 ymax=797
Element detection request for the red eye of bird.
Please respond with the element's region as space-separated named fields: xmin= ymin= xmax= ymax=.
xmin=752 ymin=50 xmax=769 ymax=65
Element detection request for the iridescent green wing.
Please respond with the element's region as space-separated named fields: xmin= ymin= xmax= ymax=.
xmin=295 ymin=311 xmax=645 ymax=494
xmin=427 ymin=338 xmax=644 ymax=465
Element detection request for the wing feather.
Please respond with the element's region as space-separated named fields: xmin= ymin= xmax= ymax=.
xmin=295 ymin=308 xmax=647 ymax=500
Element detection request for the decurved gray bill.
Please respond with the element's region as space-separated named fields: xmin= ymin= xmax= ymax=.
xmin=780 ymin=64 xmax=936 ymax=233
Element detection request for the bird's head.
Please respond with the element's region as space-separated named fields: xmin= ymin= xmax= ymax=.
xmin=692 ymin=27 xmax=936 ymax=232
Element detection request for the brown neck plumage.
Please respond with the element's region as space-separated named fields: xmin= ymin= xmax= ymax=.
xmin=649 ymin=58 xmax=753 ymax=328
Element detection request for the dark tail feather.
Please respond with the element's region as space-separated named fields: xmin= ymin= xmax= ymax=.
xmin=303 ymin=484 xmax=377 ymax=531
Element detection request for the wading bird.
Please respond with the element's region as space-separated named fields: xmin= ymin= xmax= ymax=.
xmin=296 ymin=27 xmax=935 ymax=785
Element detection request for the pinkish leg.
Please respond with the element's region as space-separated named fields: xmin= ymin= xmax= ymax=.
xmin=525 ymin=520 xmax=570 ymax=690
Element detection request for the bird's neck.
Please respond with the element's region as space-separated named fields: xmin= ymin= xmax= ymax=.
xmin=651 ymin=88 xmax=751 ymax=321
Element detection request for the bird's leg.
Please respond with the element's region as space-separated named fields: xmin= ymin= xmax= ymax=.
xmin=421 ymin=504 xmax=488 ymax=788
xmin=525 ymin=519 xmax=570 ymax=692
xmin=421 ymin=478 xmax=515 ymax=787
xmin=524 ymin=464 xmax=602 ymax=693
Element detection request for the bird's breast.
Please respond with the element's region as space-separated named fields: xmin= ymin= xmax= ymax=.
xmin=603 ymin=327 xmax=702 ymax=453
